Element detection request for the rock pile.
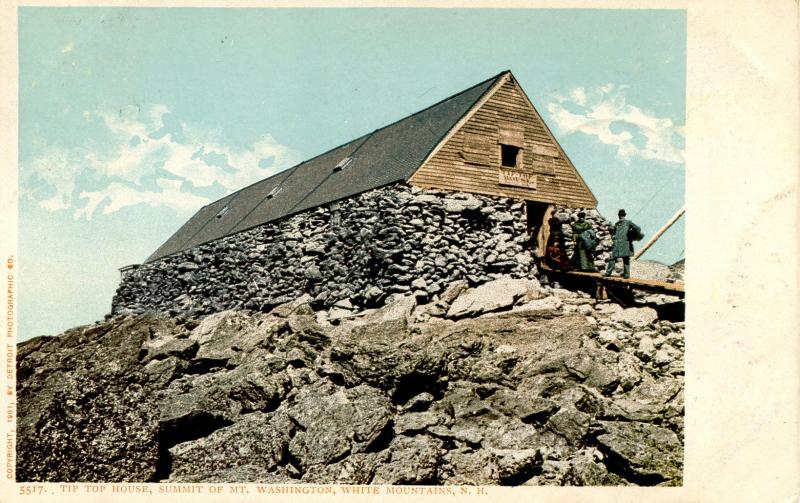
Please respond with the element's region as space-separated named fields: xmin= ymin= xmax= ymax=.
xmin=113 ymin=184 xmax=536 ymax=321
xmin=668 ymin=259 xmax=685 ymax=282
xmin=20 ymin=276 xmax=684 ymax=486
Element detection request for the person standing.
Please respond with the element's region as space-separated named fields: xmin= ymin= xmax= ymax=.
xmin=604 ymin=209 xmax=641 ymax=278
xmin=570 ymin=211 xmax=597 ymax=272
xmin=544 ymin=215 xmax=571 ymax=270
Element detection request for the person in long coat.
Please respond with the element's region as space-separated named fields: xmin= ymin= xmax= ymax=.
xmin=569 ymin=212 xmax=597 ymax=272
xmin=604 ymin=209 xmax=640 ymax=278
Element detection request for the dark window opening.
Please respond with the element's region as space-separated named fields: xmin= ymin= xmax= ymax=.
xmin=500 ymin=144 xmax=522 ymax=168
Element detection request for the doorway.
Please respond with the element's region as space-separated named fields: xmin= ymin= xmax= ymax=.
xmin=525 ymin=201 xmax=553 ymax=259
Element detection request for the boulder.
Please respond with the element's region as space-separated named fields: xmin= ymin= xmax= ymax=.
xmin=286 ymin=381 xmax=392 ymax=469
xmin=168 ymin=411 xmax=293 ymax=480
xmin=545 ymin=406 xmax=591 ymax=446
xmin=190 ymin=311 xmax=265 ymax=362
xmin=16 ymin=316 xmax=171 ymax=482
xmin=611 ymin=307 xmax=658 ymax=328
xmin=447 ymin=277 xmax=536 ymax=319
xmin=512 ymin=295 xmax=563 ymax=314
xmin=594 ymin=420 xmax=683 ymax=484
xmin=563 ymin=450 xmax=626 ymax=486
xmin=141 ymin=338 xmax=198 ymax=364
xmin=371 ymin=435 xmax=444 ymax=484
xmin=301 ymin=452 xmax=389 ymax=484
xmin=394 ymin=411 xmax=445 ymax=434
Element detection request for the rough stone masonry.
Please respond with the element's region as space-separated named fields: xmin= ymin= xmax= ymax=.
xmin=112 ymin=183 xmax=546 ymax=320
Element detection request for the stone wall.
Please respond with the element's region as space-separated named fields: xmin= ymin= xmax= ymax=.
xmin=112 ymin=183 xmax=537 ymax=320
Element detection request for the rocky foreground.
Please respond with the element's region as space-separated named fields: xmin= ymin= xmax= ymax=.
xmin=17 ymin=276 xmax=684 ymax=486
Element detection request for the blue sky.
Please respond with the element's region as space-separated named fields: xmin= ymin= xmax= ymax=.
xmin=18 ymin=8 xmax=686 ymax=340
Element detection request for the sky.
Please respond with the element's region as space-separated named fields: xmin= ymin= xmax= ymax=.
xmin=18 ymin=8 xmax=686 ymax=340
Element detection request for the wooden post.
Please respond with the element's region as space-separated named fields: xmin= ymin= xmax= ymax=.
xmin=633 ymin=206 xmax=685 ymax=260
xmin=534 ymin=205 xmax=554 ymax=259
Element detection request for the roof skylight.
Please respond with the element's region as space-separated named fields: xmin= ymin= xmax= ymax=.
xmin=215 ymin=205 xmax=230 ymax=219
xmin=333 ymin=157 xmax=353 ymax=172
xmin=266 ymin=187 xmax=283 ymax=199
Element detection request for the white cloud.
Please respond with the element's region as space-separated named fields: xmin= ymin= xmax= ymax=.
xmin=23 ymin=104 xmax=299 ymax=219
xmin=546 ymin=84 xmax=684 ymax=165
xmin=75 ymin=179 xmax=211 ymax=220
xmin=61 ymin=41 xmax=74 ymax=54
xmin=24 ymin=145 xmax=84 ymax=211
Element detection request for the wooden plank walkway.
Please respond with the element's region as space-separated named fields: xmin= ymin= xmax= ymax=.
xmin=538 ymin=263 xmax=685 ymax=297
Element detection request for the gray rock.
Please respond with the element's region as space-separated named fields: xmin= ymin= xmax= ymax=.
xmin=594 ymin=420 xmax=683 ymax=484
xmin=412 ymin=194 xmax=441 ymax=204
xmin=595 ymin=302 xmax=624 ymax=316
xmin=493 ymin=448 xmax=542 ymax=484
xmin=612 ymin=307 xmax=658 ymax=328
xmin=304 ymin=265 xmax=322 ymax=280
xmin=142 ymin=356 xmax=185 ymax=386
xmin=190 ymin=311 xmax=264 ymax=362
xmin=447 ymin=277 xmax=536 ymax=319
xmin=333 ymin=298 xmax=354 ymax=310
xmin=440 ymin=449 xmax=498 ymax=485
xmin=301 ymin=452 xmax=389 ymax=484
xmin=411 ymin=277 xmax=428 ymax=290
xmin=363 ymin=285 xmax=385 ymax=303
xmin=562 ymin=450 xmax=626 ymax=486
xmin=401 ymin=391 xmax=435 ymax=412
xmin=444 ymin=197 xmax=482 ymax=213
xmin=489 ymin=390 xmax=559 ymax=424
xmin=441 ymin=448 xmax=540 ymax=485
xmin=616 ymin=352 xmax=644 ymax=391
xmin=439 ymin=280 xmax=469 ymax=305
xmin=141 ymin=337 xmax=198 ymax=364
xmin=394 ymin=411 xmax=445 ymax=434
xmin=169 ymin=464 xmax=298 ymax=483
xmin=157 ymin=379 xmax=243 ymax=434
xmin=545 ymin=406 xmax=591 ymax=446
xmin=563 ymin=351 xmax=620 ymax=394
xmin=286 ymin=381 xmax=392 ymax=468
xmin=270 ymin=294 xmax=314 ymax=317
xmin=491 ymin=211 xmax=515 ymax=222
xmin=371 ymin=435 xmax=444 ymax=484
xmin=512 ymin=295 xmax=563 ymax=313
xmin=169 ymin=411 xmax=292 ymax=480
xmin=16 ymin=316 xmax=172 ymax=482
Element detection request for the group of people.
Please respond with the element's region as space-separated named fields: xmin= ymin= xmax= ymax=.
xmin=544 ymin=209 xmax=641 ymax=279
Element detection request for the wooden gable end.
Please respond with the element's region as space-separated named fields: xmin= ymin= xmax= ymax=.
xmin=409 ymin=75 xmax=597 ymax=208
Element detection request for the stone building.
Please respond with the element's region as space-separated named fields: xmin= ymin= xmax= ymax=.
xmin=113 ymin=70 xmax=598 ymax=319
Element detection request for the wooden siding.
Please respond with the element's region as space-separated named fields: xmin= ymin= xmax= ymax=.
xmin=409 ymin=77 xmax=597 ymax=208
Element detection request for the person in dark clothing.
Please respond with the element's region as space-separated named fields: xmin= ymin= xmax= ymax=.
xmin=604 ymin=209 xmax=641 ymax=279
xmin=544 ymin=215 xmax=571 ymax=270
xmin=570 ymin=211 xmax=597 ymax=272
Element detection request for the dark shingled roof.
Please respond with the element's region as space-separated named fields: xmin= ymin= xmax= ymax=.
xmin=146 ymin=71 xmax=506 ymax=263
